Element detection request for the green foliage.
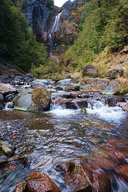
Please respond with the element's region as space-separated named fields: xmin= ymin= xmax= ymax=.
xmin=46 ymin=0 xmax=54 ymax=6
xmin=65 ymin=0 xmax=128 ymax=71
xmin=39 ymin=0 xmax=54 ymax=6
xmin=0 ymin=0 xmax=47 ymax=72
xmin=31 ymin=56 xmax=59 ymax=78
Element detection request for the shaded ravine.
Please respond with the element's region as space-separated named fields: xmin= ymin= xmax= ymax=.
xmin=0 ymin=94 xmax=128 ymax=191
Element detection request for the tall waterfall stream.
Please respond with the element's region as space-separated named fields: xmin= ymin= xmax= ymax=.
xmin=48 ymin=12 xmax=62 ymax=57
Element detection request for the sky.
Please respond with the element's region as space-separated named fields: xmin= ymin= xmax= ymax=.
xmin=54 ymin=0 xmax=74 ymax=7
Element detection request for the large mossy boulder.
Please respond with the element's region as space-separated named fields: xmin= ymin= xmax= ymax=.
xmin=32 ymin=86 xmax=51 ymax=111
xmin=14 ymin=87 xmax=51 ymax=112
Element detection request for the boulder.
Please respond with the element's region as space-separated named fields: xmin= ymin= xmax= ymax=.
xmin=72 ymin=77 xmax=79 ymax=83
xmin=26 ymin=172 xmax=60 ymax=192
xmin=66 ymin=83 xmax=80 ymax=91
xmin=122 ymin=103 xmax=128 ymax=112
xmin=0 ymin=93 xmax=4 ymax=102
xmin=5 ymin=93 xmax=16 ymax=102
xmin=106 ymin=67 xmax=124 ymax=79
xmin=80 ymin=78 xmax=109 ymax=93
xmin=116 ymin=164 xmax=128 ymax=182
xmin=56 ymin=79 xmax=72 ymax=86
xmin=106 ymin=96 xmax=126 ymax=107
xmin=82 ymin=64 xmax=98 ymax=78
xmin=14 ymin=90 xmax=34 ymax=111
xmin=64 ymin=161 xmax=111 ymax=192
xmin=0 ymin=83 xmax=16 ymax=95
xmin=102 ymin=80 xmax=119 ymax=95
xmin=13 ymin=182 xmax=26 ymax=192
xmin=32 ymin=79 xmax=53 ymax=88
xmin=106 ymin=97 xmax=118 ymax=107
xmin=52 ymin=98 xmax=87 ymax=109
xmin=32 ymin=86 xmax=51 ymax=111
xmin=14 ymin=87 xmax=51 ymax=112
xmin=0 ymin=141 xmax=15 ymax=156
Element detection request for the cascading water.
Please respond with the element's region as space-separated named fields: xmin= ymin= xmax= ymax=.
xmin=48 ymin=12 xmax=62 ymax=56
xmin=0 ymin=89 xmax=128 ymax=191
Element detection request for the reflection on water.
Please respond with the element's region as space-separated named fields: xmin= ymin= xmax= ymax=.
xmin=0 ymin=102 xmax=128 ymax=192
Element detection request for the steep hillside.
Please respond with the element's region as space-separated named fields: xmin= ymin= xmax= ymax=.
xmin=65 ymin=0 xmax=128 ymax=70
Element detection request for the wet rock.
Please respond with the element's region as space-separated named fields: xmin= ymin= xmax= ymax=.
xmin=26 ymin=172 xmax=60 ymax=192
xmin=32 ymin=86 xmax=51 ymax=111
xmin=5 ymin=101 xmax=14 ymax=108
xmin=32 ymin=79 xmax=54 ymax=88
xmin=5 ymin=93 xmax=16 ymax=102
xmin=79 ymin=108 xmax=87 ymax=114
xmin=0 ymin=141 xmax=15 ymax=156
xmin=90 ymin=151 xmax=117 ymax=169
xmin=106 ymin=97 xmax=118 ymax=107
xmin=56 ymin=79 xmax=72 ymax=86
xmin=116 ymin=164 xmax=128 ymax=182
xmin=102 ymin=80 xmax=119 ymax=95
xmin=64 ymin=161 xmax=111 ymax=192
xmin=82 ymin=64 xmax=98 ymax=78
xmin=0 ymin=83 xmax=17 ymax=94
xmin=106 ymin=67 xmax=124 ymax=79
xmin=106 ymin=96 xmax=126 ymax=107
xmin=66 ymin=83 xmax=80 ymax=91
xmin=122 ymin=103 xmax=128 ymax=112
xmin=0 ymin=102 xmax=4 ymax=109
xmin=13 ymin=182 xmax=26 ymax=192
xmin=72 ymin=77 xmax=79 ymax=83
xmin=0 ymin=93 xmax=4 ymax=101
xmin=80 ymin=78 xmax=109 ymax=93
xmin=14 ymin=91 xmax=33 ymax=111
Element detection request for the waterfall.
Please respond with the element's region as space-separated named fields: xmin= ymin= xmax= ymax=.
xmin=48 ymin=12 xmax=62 ymax=57
xmin=51 ymin=12 xmax=62 ymax=33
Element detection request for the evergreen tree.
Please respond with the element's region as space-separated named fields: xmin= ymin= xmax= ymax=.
xmin=0 ymin=0 xmax=47 ymax=72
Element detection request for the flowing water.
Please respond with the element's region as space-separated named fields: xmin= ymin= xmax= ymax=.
xmin=0 ymin=93 xmax=128 ymax=191
xmin=48 ymin=12 xmax=62 ymax=56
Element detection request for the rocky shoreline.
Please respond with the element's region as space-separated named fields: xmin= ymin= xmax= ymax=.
xmin=0 ymin=68 xmax=128 ymax=191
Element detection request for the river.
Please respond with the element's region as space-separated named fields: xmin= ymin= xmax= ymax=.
xmin=0 ymin=93 xmax=128 ymax=191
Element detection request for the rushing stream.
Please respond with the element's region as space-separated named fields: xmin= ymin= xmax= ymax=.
xmin=0 ymin=93 xmax=128 ymax=192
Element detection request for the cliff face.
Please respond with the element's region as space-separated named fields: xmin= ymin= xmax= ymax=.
xmin=22 ymin=0 xmax=85 ymax=54
xmin=22 ymin=0 xmax=55 ymax=41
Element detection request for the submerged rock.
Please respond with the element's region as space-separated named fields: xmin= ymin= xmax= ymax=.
xmin=26 ymin=172 xmax=60 ymax=192
xmin=116 ymin=164 xmax=128 ymax=182
xmin=64 ymin=161 xmax=111 ymax=192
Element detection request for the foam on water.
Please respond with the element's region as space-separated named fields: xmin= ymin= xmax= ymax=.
xmin=87 ymin=101 xmax=126 ymax=123
xmin=4 ymin=102 xmax=14 ymax=111
xmin=48 ymin=105 xmax=78 ymax=117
